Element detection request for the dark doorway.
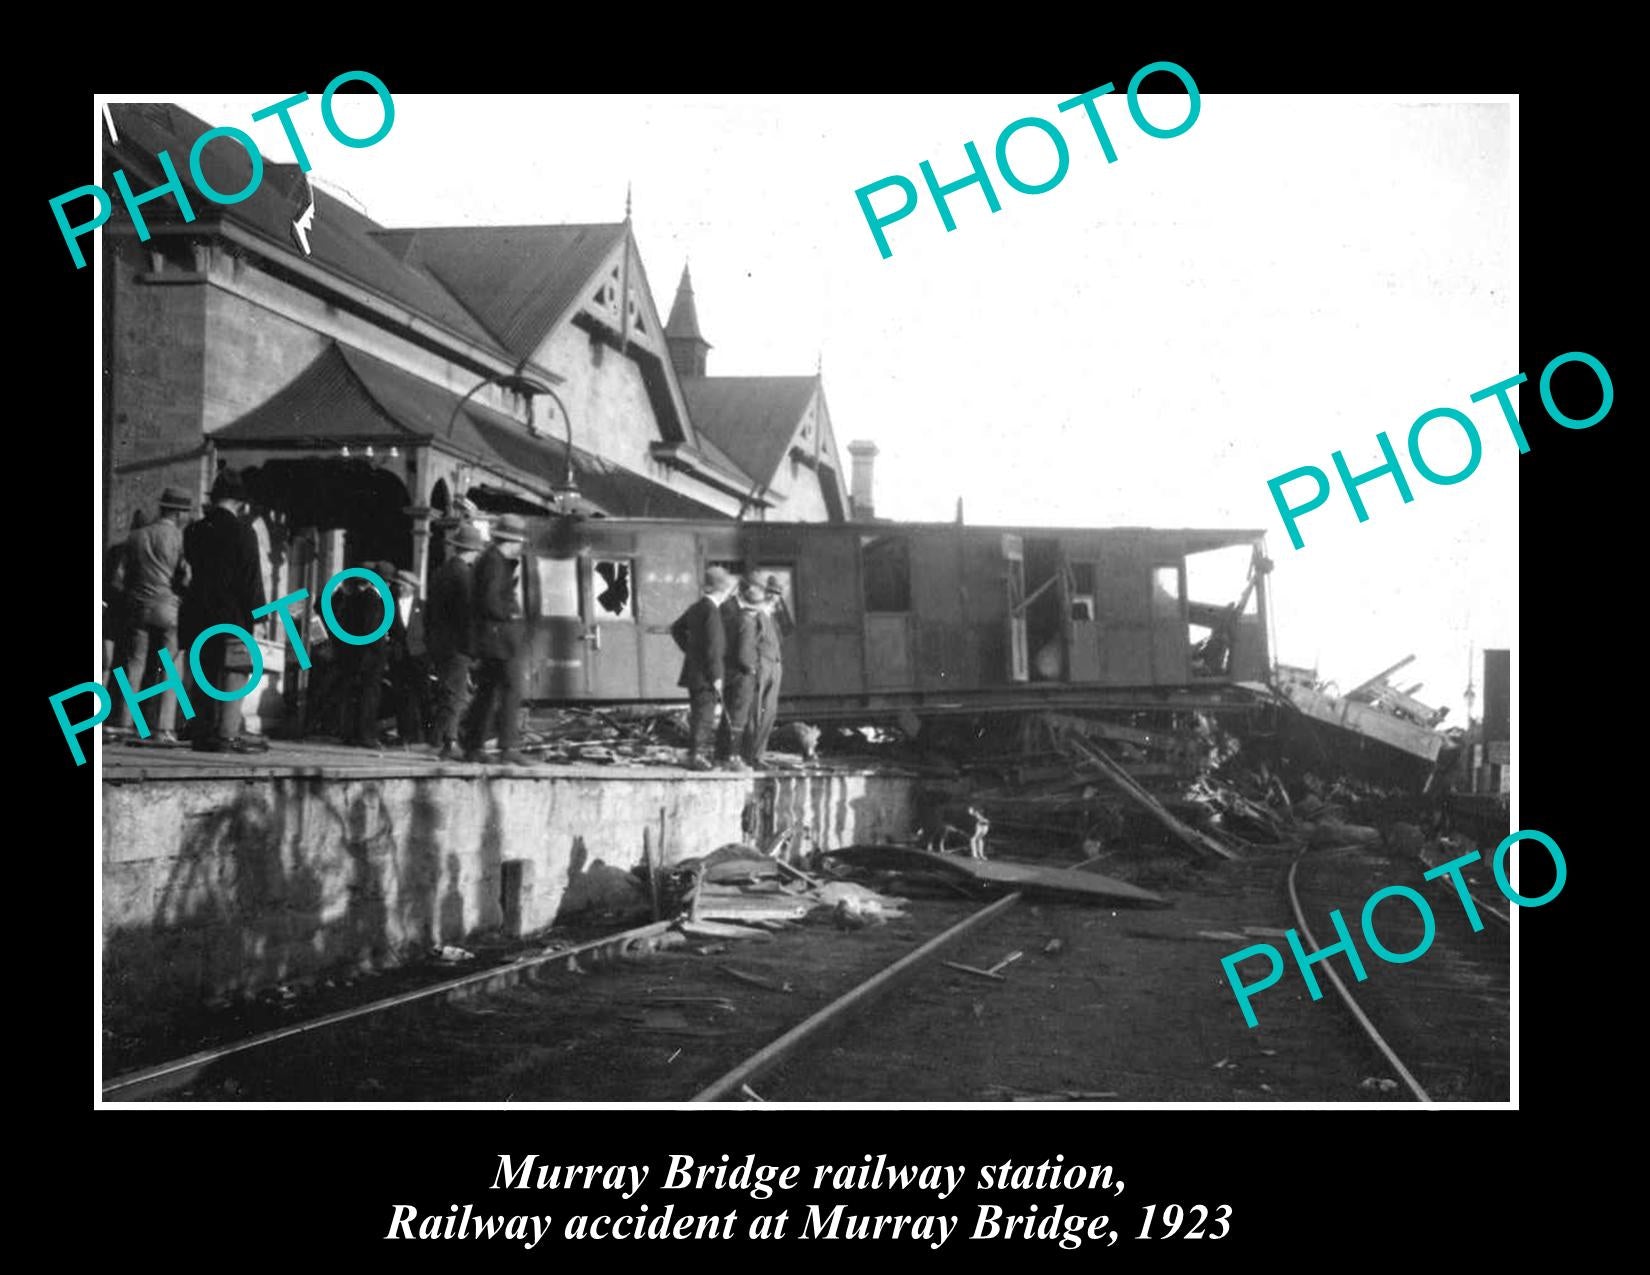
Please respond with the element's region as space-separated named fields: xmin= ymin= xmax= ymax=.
xmin=1024 ymin=538 xmax=1065 ymax=681
xmin=242 ymin=457 xmax=414 ymax=569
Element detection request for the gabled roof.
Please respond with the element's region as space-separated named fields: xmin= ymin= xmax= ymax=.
xmin=680 ymin=376 xmax=821 ymax=487
xmin=103 ymin=104 xmax=507 ymax=356
xmin=212 ymin=342 xmax=724 ymax=519
xmin=375 ymin=223 xmax=628 ymax=361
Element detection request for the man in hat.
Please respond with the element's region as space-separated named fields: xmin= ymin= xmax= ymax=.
xmin=347 ymin=564 xmax=426 ymax=747
xmin=393 ymin=566 xmax=433 ymax=743
xmin=427 ymin=523 xmax=484 ymax=759
xmin=461 ymin=514 xmax=540 ymax=765
xmin=102 ymin=509 xmax=146 ymax=689
xmin=716 ymin=574 xmax=764 ymax=772
xmin=747 ymin=575 xmax=788 ymax=767
xmin=109 ymin=487 xmax=194 ymax=743
xmin=670 ymin=565 xmax=734 ymax=771
xmin=180 ymin=470 xmax=269 ymax=753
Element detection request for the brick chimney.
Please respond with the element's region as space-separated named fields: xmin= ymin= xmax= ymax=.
xmin=848 ymin=440 xmax=879 ymax=520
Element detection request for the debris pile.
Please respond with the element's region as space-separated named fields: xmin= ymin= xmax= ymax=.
xmin=636 ymin=836 xmax=910 ymax=948
xmin=517 ymin=707 xmax=824 ymax=768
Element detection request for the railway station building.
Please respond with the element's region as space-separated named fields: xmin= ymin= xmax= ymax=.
xmin=100 ymin=102 xmax=854 ymax=729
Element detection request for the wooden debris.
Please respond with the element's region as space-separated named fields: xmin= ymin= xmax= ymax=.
xmin=677 ymin=920 xmax=776 ymax=943
xmin=826 ymin=844 xmax=1166 ymax=906
xmin=771 ymin=856 xmax=824 ymax=890
xmin=717 ymin=965 xmax=792 ymax=994
xmin=1063 ymin=735 xmax=1236 ymax=862
xmin=944 ymin=950 xmax=1024 ymax=981
xmin=642 ymin=827 xmax=661 ymax=921
xmin=694 ymin=895 xmax=813 ymax=924
xmin=943 ymin=961 xmax=1002 ymax=982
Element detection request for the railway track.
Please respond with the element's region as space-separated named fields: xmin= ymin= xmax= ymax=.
xmin=1284 ymin=842 xmax=1510 ymax=1104
xmin=105 ymin=838 xmax=1509 ymax=1104
xmin=102 ymin=887 xmax=1031 ymax=1103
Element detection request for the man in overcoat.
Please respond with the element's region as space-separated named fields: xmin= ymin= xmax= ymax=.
xmin=180 ymin=470 xmax=269 ymax=753
xmin=670 ymin=566 xmax=734 ymax=771
xmin=427 ymin=522 xmax=484 ymax=759
xmin=460 ymin=515 xmax=539 ymax=765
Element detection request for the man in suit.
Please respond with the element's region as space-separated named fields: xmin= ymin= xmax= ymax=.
xmin=747 ymin=576 xmax=787 ymax=767
xmin=110 ymin=486 xmax=194 ymax=743
xmin=427 ymin=522 xmax=484 ymax=760
xmin=461 ymin=514 xmax=539 ymax=766
xmin=180 ymin=469 xmax=269 ymax=753
xmin=670 ymin=565 xmax=734 ymax=771
xmin=347 ymin=565 xmax=426 ymax=747
xmin=717 ymin=575 xmax=763 ymax=772
xmin=102 ymin=509 xmax=146 ymax=691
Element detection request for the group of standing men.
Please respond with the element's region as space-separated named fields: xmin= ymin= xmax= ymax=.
xmin=330 ymin=511 xmax=540 ymax=764
xmin=106 ymin=483 xmax=791 ymax=771
xmin=103 ymin=471 xmax=542 ymax=764
xmin=104 ymin=470 xmax=272 ymax=753
xmin=424 ymin=512 xmax=541 ymax=765
xmin=670 ymin=565 xmax=789 ymax=772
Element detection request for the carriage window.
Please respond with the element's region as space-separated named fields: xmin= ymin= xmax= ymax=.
xmin=1151 ymin=566 xmax=1183 ymax=619
xmin=861 ymin=536 xmax=911 ymax=613
xmin=592 ymin=558 xmax=635 ymax=621
xmin=755 ymin=566 xmax=795 ymax=609
xmin=537 ymin=557 xmax=581 ymax=618
xmin=1070 ymin=562 xmax=1097 ymax=622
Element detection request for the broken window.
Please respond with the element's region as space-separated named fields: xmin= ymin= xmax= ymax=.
xmin=592 ymin=558 xmax=635 ymax=620
xmin=536 ymin=556 xmax=581 ymax=618
xmin=1185 ymin=544 xmax=1262 ymax=676
xmin=861 ymin=536 xmax=911 ymax=613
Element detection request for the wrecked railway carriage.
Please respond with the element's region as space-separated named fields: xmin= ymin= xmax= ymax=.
xmin=512 ymin=516 xmax=1274 ymax=719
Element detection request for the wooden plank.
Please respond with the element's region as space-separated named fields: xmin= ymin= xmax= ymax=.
xmin=678 ymin=920 xmax=776 ymax=942
xmin=696 ymin=902 xmax=812 ymax=924
xmin=824 ymin=844 xmax=1166 ymax=906
xmin=943 ymin=960 xmax=1006 ymax=981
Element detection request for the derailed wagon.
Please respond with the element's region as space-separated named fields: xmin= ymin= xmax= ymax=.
xmin=513 ymin=514 xmax=1276 ymax=722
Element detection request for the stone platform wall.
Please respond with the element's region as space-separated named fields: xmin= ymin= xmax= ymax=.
xmin=103 ymin=767 xmax=916 ymax=1029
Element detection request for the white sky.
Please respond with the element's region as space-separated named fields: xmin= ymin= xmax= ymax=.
xmin=160 ymin=91 xmax=1515 ymax=722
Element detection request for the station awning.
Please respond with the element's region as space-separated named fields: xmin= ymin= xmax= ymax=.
xmin=212 ymin=342 xmax=726 ymax=518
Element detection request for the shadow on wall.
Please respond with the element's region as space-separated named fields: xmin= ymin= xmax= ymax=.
xmin=102 ymin=777 xmax=505 ymax=1033
xmin=559 ymin=833 xmax=647 ymax=917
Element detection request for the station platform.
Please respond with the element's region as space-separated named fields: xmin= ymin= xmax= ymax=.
xmin=100 ymin=738 xmax=919 ymax=1029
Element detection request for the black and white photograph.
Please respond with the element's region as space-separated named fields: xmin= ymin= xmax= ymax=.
xmin=78 ymin=84 xmax=1530 ymax=1111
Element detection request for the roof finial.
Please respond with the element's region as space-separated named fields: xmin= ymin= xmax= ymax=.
xmin=816 ymin=348 xmax=823 ymax=377
xmin=624 ymin=182 xmax=632 ymax=223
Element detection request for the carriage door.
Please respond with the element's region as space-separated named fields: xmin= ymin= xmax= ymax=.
xmin=1065 ymin=559 xmax=1102 ymax=682
xmin=861 ymin=534 xmax=913 ymax=689
xmin=1150 ymin=563 xmax=1190 ymax=684
xmin=531 ymin=554 xmax=584 ymax=700
xmin=583 ymin=554 xmax=641 ymax=699
xmin=1003 ymin=534 xmax=1029 ymax=683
